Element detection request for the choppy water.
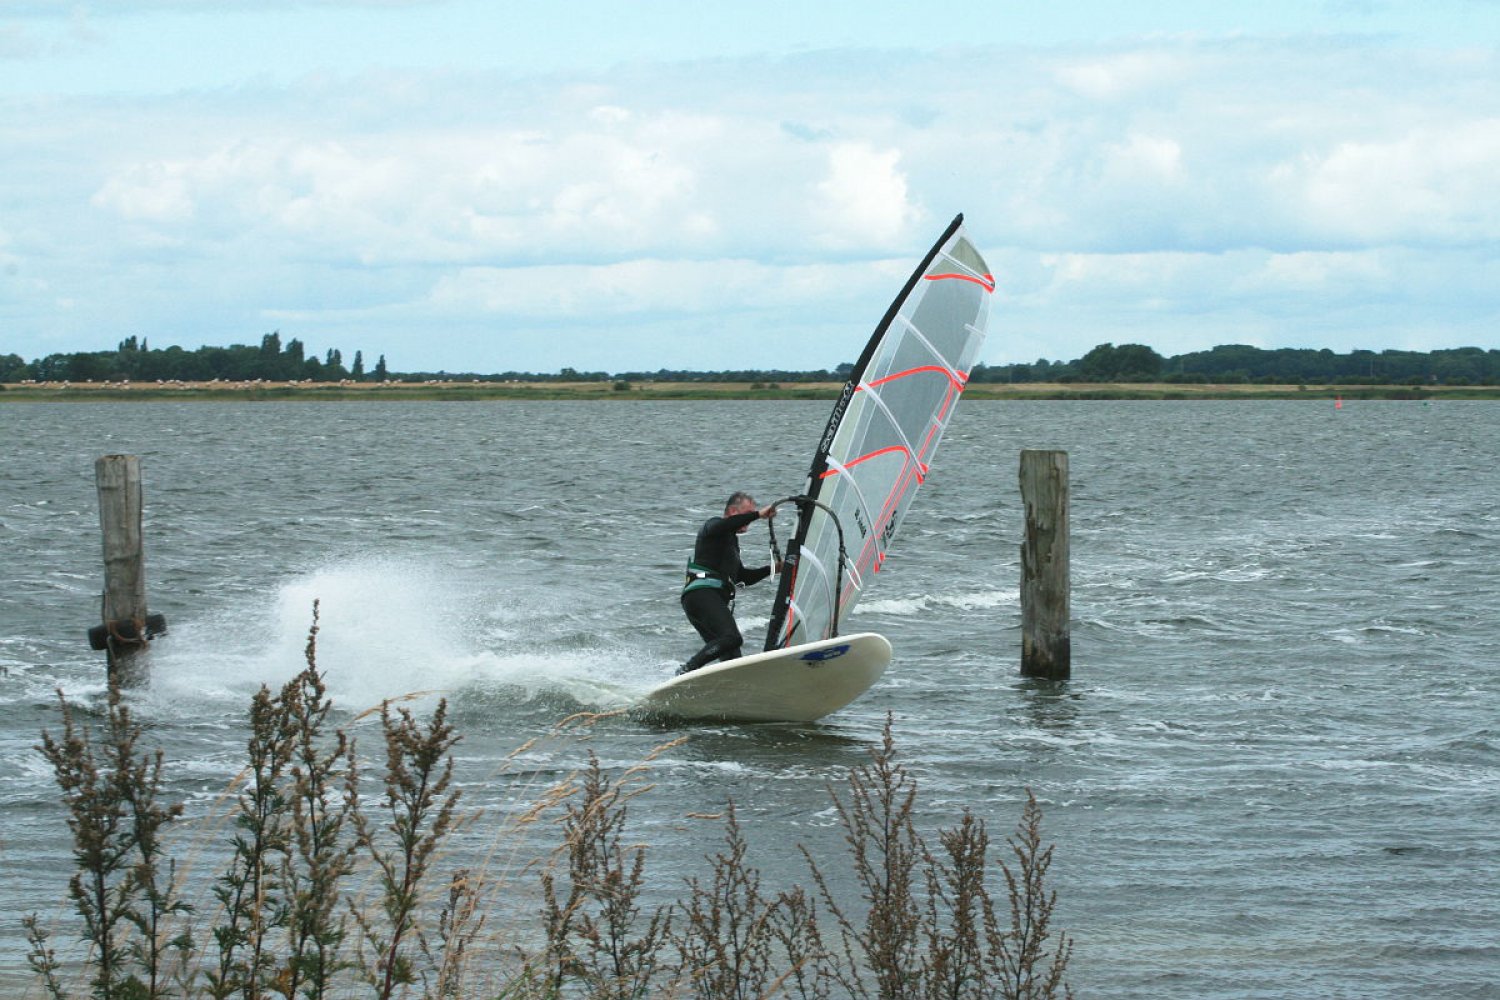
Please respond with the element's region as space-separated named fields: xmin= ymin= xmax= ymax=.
xmin=2 ymin=399 xmax=1497 ymax=997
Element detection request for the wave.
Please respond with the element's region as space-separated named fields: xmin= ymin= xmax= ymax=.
xmin=134 ymin=557 xmax=661 ymax=723
xmin=861 ymin=588 xmax=1017 ymax=617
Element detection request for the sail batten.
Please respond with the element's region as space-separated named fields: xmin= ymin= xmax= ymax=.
xmin=764 ymin=214 xmax=992 ymax=651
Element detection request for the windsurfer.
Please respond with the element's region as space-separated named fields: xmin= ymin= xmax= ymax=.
xmin=679 ymin=492 xmax=778 ymax=674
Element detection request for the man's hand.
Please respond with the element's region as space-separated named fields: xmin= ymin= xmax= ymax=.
xmin=759 ymin=503 xmax=777 ymax=520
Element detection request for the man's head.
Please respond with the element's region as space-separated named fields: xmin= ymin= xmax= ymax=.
xmin=725 ymin=491 xmax=756 ymax=516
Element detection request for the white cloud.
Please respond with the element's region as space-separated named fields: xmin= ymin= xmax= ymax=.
xmin=92 ymin=160 xmax=198 ymax=223
xmin=1104 ymin=133 xmax=1183 ymax=184
xmin=0 ymin=2 xmax=105 ymax=61
xmin=1053 ymin=48 xmax=1191 ymax=101
xmin=83 ymin=100 xmax=933 ymax=270
xmin=427 ymin=258 xmax=896 ymax=319
xmin=6 ymin=28 xmax=1500 ymax=370
xmin=812 ymin=143 xmax=920 ymax=248
xmin=87 ymin=126 xmax=715 ymax=264
xmin=1272 ymin=119 xmax=1500 ymax=247
xmin=1234 ymin=250 xmax=1390 ymax=296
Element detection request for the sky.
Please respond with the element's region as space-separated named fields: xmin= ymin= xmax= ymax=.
xmin=2 ymin=1 xmax=1499 ymax=374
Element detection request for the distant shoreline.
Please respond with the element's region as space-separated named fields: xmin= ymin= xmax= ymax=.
xmin=4 ymin=379 xmax=1498 ymax=402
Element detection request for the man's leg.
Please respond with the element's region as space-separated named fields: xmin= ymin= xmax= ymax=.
xmin=680 ymin=590 xmax=743 ymax=673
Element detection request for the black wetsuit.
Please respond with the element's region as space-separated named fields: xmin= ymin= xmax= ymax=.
xmin=679 ymin=510 xmax=772 ymax=673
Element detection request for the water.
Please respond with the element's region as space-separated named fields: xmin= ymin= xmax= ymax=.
xmin=2 ymin=399 xmax=1497 ymax=997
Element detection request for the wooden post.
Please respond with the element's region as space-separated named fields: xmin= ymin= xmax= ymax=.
xmin=1020 ymin=449 xmax=1070 ymax=679
xmin=92 ymin=455 xmax=164 ymax=680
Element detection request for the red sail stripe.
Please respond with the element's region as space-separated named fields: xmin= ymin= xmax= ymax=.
xmin=862 ymin=365 xmax=970 ymax=393
xmin=925 ymin=271 xmax=996 ymax=292
xmin=818 ymin=445 xmax=928 ymax=481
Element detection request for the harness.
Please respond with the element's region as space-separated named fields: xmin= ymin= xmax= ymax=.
xmin=682 ymin=560 xmax=731 ymax=596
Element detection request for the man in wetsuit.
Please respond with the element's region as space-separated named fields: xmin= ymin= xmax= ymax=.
xmin=679 ymin=491 xmax=779 ymax=674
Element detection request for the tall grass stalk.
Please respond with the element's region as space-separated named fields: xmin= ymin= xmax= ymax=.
xmin=804 ymin=719 xmax=927 ymax=999
xmin=675 ymin=802 xmax=775 ymax=999
xmin=536 ymin=750 xmax=672 ymax=999
xmin=30 ymin=678 xmax=188 ymax=1000
xmin=277 ymin=605 xmax=358 ymax=999
xmin=203 ymin=682 xmax=293 ymax=1000
xmin=987 ymin=791 xmax=1074 ymax=1000
xmin=349 ymin=697 xmax=461 ymax=998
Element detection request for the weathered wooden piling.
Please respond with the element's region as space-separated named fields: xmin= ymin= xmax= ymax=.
xmin=1020 ymin=449 xmax=1070 ymax=679
xmin=91 ymin=454 xmax=164 ymax=679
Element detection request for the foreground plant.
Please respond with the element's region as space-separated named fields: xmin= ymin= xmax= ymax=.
xmin=675 ymin=802 xmax=777 ymax=999
xmin=989 ymin=791 xmax=1074 ymax=1000
xmin=675 ymin=801 xmax=838 ymax=1000
xmin=26 ymin=613 xmax=1073 ymax=1000
xmin=805 ymin=720 xmax=930 ymax=999
xmin=534 ymin=750 xmax=672 ymax=999
xmin=202 ymin=682 xmax=293 ymax=1000
xmin=806 ymin=718 xmax=1074 ymax=1000
xmin=350 ymin=697 xmax=462 ymax=999
xmin=28 ymin=679 xmax=188 ymax=1000
xmin=277 ymin=608 xmax=359 ymax=999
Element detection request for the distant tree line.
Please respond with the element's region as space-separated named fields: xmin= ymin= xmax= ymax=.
xmin=4 ymin=335 xmax=1499 ymax=386
xmin=971 ymin=343 xmax=1500 ymax=386
xmin=0 ymin=333 xmax=387 ymax=384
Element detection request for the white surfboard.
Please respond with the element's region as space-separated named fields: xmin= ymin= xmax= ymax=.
xmin=636 ymin=632 xmax=892 ymax=723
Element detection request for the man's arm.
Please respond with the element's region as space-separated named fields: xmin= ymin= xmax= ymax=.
xmin=737 ymin=563 xmax=772 ymax=587
xmin=701 ymin=508 xmax=762 ymax=537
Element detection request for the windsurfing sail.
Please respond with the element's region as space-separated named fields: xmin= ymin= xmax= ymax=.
xmin=765 ymin=213 xmax=993 ymax=651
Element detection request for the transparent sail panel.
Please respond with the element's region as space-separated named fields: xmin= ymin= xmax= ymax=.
xmin=768 ymin=218 xmax=992 ymax=649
